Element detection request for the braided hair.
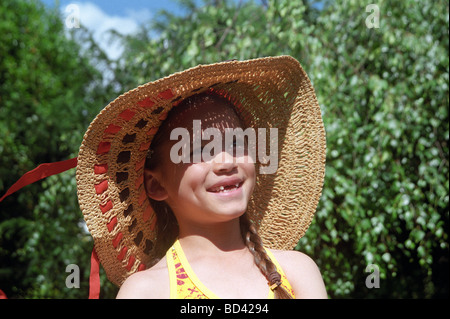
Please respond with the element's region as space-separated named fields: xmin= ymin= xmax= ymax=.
xmin=239 ymin=213 xmax=293 ymax=299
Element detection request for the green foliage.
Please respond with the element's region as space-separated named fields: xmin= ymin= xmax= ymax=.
xmin=0 ymin=0 xmax=116 ymax=298
xmin=296 ymin=0 xmax=449 ymax=298
xmin=111 ymin=0 xmax=320 ymax=90
xmin=0 ymin=0 xmax=448 ymax=298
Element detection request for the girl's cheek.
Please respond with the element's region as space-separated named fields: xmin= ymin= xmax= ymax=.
xmin=180 ymin=163 xmax=209 ymax=184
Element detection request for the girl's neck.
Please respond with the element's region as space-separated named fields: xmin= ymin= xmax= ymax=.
xmin=177 ymin=217 xmax=246 ymax=256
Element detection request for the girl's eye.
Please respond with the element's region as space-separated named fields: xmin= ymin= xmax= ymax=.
xmin=227 ymin=138 xmax=247 ymax=158
xmin=231 ymin=137 xmax=246 ymax=149
xmin=190 ymin=146 xmax=208 ymax=162
xmin=190 ymin=148 xmax=202 ymax=157
xmin=229 ymin=138 xmax=237 ymax=148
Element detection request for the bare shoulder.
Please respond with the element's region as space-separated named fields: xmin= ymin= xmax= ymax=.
xmin=269 ymin=249 xmax=328 ymax=299
xmin=116 ymin=257 xmax=170 ymax=299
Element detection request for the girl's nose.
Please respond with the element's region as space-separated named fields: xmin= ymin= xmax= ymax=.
xmin=211 ymin=151 xmax=237 ymax=174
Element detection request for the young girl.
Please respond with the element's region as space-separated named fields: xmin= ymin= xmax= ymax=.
xmin=116 ymin=91 xmax=327 ymax=299
xmin=74 ymin=56 xmax=328 ymax=299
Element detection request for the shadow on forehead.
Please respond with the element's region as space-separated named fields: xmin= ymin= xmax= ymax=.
xmin=165 ymin=92 xmax=244 ymax=132
xmin=148 ymin=91 xmax=246 ymax=156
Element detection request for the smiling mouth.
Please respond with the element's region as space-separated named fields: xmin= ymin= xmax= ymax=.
xmin=208 ymin=182 xmax=242 ymax=193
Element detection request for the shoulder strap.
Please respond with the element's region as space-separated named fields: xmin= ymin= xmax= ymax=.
xmin=265 ymin=248 xmax=296 ymax=298
xmin=165 ymin=241 xmax=179 ymax=299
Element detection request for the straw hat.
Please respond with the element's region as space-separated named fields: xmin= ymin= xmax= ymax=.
xmin=76 ymin=55 xmax=326 ymax=286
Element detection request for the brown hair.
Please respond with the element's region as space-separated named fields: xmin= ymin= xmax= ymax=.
xmin=145 ymin=91 xmax=292 ymax=299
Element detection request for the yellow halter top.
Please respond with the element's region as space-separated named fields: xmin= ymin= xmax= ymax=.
xmin=165 ymin=239 xmax=296 ymax=299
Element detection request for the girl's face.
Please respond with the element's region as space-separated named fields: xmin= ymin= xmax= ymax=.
xmin=145 ymin=98 xmax=256 ymax=228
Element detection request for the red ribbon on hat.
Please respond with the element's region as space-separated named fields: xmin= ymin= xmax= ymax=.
xmin=89 ymin=247 xmax=100 ymax=299
xmin=0 ymin=157 xmax=78 ymax=203
xmin=0 ymin=157 xmax=101 ymax=299
xmin=0 ymin=289 xmax=7 ymax=299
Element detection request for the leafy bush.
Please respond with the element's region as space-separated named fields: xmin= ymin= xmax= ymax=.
xmin=0 ymin=0 xmax=448 ymax=298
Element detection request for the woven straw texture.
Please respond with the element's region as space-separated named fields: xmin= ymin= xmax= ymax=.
xmin=76 ymin=56 xmax=326 ymax=286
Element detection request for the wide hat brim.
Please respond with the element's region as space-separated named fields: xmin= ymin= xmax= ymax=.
xmin=76 ymin=55 xmax=326 ymax=286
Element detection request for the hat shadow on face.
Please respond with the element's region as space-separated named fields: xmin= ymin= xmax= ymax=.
xmin=145 ymin=87 xmax=292 ymax=246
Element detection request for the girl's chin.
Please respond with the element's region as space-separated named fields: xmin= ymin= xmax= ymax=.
xmin=204 ymin=194 xmax=249 ymax=213
xmin=207 ymin=205 xmax=248 ymax=220
xmin=198 ymin=205 xmax=247 ymax=222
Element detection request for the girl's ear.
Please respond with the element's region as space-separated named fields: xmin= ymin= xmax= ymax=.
xmin=144 ymin=168 xmax=168 ymax=201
